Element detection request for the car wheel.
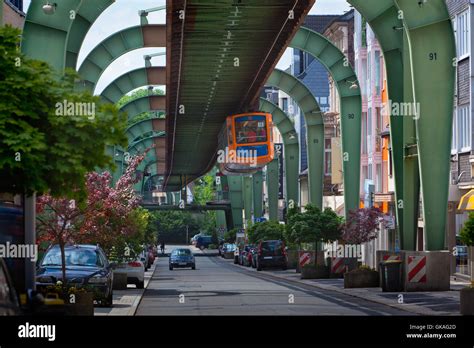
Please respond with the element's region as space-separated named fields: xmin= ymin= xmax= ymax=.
xmin=136 ymin=280 xmax=144 ymax=289
xmin=200 ymin=245 xmax=205 ymax=251
xmin=169 ymin=265 xmax=173 ymax=271
xmin=282 ymin=264 xmax=287 ymax=270
xmin=234 ymin=256 xmax=238 ymax=264
xmin=104 ymin=291 xmax=113 ymax=307
xmin=192 ymin=264 xmax=196 ymax=270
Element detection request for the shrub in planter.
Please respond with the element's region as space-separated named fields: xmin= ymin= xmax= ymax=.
xmin=344 ymin=265 xmax=380 ymax=288
xmin=301 ymin=264 xmax=329 ymax=279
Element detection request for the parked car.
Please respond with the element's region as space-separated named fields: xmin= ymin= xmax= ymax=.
xmin=238 ymin=245 xmax=254 ymax=265
xmin=222 ymin=243 xmax=236 ymax=259
xmin=195 ymin=235 xmax=213 ymax=250
xmin=0 ymin=258 xmax=21 ymax=315
xmin=456 ymin=245 xmax=468 ymax=265
xmin=191 ymin=234 xmax=201 ymax=245
xmin=36 ymin=244 xmax=114 ymax=307
xmin=255 ymin=240 xmax=287 ymax=271
xmin=113 ymin=257 xmax=145 ymax=289
xmin=243 ymin=246 xmax=256 ymax=267
xmin=169 ymin=248 xmax=196 ymax=270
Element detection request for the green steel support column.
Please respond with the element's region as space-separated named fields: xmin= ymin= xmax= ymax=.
xmin=227 ymin=176 xmax=243 ymax=230
xmin=267 ymin=159 xmax=279 ymax=221
xmin=266 ymin=69 xmax=324 ymax=209
xmin=259 ymin=98 xmax=300 ymax=206
xmin=394 ymin=0 xmax=456 ymax=250
xmin=243 ymin=176 xmax=253 ymax=225
xmin=348 ymin=0 xmax=418 ymax=249
xmin=252 ymin=171 xmax=263 ymax=219
xmin=166 ymin=192 xmax=173 ymax=204
xmin=290 ymin=27 xmax=362 ymax=217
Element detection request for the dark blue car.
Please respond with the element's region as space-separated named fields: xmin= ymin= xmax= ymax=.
xmin=36 ymin=244 xmax=114 ymax=307
xmin=169 ymin=248 xmax=196 ymax=270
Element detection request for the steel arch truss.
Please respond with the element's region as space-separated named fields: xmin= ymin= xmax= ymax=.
xmin=291 ymin=26 xmax=362 ymax=216
xmin=266 ymin=68 xmax=325 ymax=209
xmin=349 ymin=0 xmax=456 ymax=250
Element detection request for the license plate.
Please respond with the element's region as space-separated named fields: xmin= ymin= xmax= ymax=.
xmin=179 ymin=263 xmax=187 ymax=266
xmin=264 ymin=256 xmax=273 ymax=260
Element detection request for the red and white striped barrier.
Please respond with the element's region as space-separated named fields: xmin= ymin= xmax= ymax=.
xmin=299 ymin=252 xmax=311 ymax=267
xmin=408 ymin=255 xmax=427 ymax=283
xmin=383 ymin=254 xmax=401 ymax=261
xmin=331 ymin=257 xmax=345 ymax=274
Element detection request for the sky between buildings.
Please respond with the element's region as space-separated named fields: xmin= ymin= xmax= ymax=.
xmin=22 ymin=0 xmax=350 ymax=94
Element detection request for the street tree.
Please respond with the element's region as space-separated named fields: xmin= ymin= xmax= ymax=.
xmin=0 ymin=25 xmax=127 ymax=198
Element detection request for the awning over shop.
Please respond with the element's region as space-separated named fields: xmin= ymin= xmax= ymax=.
xmin=458 ymin=189 xmax=474 ymax=211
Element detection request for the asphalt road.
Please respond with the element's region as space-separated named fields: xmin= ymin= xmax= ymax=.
xmin=135 ymin=245 xmax=412 ymax=316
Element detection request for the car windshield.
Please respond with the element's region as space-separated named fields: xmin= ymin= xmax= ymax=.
xmin=262 ymin=241 xmax=282 ymax=252
xmin=172 ymin=249 xmax=191 ymax=256
xmin=42 ymin=247 xmax=104 ymax=267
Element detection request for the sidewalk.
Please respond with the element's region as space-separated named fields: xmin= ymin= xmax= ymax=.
xmin=94 ymin=258 xmax=158 ymax=316
xmin=221 ymin=258 xmax=469 ymax=316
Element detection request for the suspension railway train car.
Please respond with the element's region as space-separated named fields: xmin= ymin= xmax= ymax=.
xmin=217 ymin=112 xmax=274 ymax=175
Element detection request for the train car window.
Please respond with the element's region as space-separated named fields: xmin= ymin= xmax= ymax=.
xmin=235 ymin=116 xmax=267 ymax=144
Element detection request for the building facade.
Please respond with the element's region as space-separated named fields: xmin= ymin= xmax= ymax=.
xmin=447 ymin=0 xmax=473 ymax=277
xmin=1 ymin=0 xmax=25 ymax=28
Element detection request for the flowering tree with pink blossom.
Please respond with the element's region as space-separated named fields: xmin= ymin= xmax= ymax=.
xmin=36 ymin=147 xmax=154 ymax=281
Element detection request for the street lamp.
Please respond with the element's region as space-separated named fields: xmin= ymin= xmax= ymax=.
xmin=42 ymin=2 xmax=57 ymax=15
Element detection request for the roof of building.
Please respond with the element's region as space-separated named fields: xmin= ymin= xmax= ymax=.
xmin=324 ymin=9 xmax=355 ymax=31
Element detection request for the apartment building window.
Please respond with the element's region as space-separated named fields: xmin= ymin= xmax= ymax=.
xmin=452 ymin=111 xmax=458 ymax=154
xmin=362 ymin=112 xmax=368 ymax=154
xmin=281 ymin=98 xmax=288 ymax=113
xmin=362 ymin=166 xmax=368 ymax=181
xmin=367 ymin=108 xmax=373 ymax=153
xmin=376 ymin=164 xmax=382 ymax=192
xmin=456 ymin=9 xmax=470 ymax=60
xmin=374 ymin=51 xmax=381 ymax=96
xmin=324 ymin=139 xmax=331 ymax=176
xmin=367 ymin=54 xmax=371 ymax=96
xmin=368 ymin=164 xmax=373 ymax=180
xmin=458 ymin=105 xmax=471 ymax=152
xmin=375 ymin=107 xmax=382 ymax=152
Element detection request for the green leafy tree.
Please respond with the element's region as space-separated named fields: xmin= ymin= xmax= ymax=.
xmin=224 ymin=228 xmax=238 ymax=243
xmin=247 ymin=220 xmax=285 ymax=244
xmin=0 ymin=25 xmax=127 ymax=198
xmin=117 ymin=88 xmax=164 ymax=109
xmin=193 ymin=175 xmax=217 ymax=234
xmin=460 ymin=212 xmax=474 ymax=246
xmin=154 ymin=211 xmax=200 ymax=244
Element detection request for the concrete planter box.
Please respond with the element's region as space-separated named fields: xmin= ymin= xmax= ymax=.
xmin=286 ymin=250 xmax=298 ymax=269
xmin=344 ymin=269 xmax=380 ymax=288
xmin=301 ymin=265 xmax=329 ymax=279
xmin=112 ymin=271 xmax=127 ymax=290
xmin=460 ymin=287 xmax=474 ymax=315
xmin=67 ymin=292 xmax=94 ymax=316
xmin=327 ymin=257 xmax=358 ymax=278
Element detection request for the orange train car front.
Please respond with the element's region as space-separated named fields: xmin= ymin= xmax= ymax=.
xmin=217 ymin=112 xmax=274 ymax=175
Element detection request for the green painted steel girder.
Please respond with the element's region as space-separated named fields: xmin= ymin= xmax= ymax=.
xmin=252 ymin=171 xmax=263 ymax=219
xmin=266 ymin=159 xmax=280 ymax=221
xmin=348 ymin=0 xmax=418 ymax=250
xmin=126 ymin=119 xmax=162 ymax=143
xmin=266 ymin=68 xmax=324 ymax=209
xmin=290 ymin=26 xmax=362 ymax=216
xmin=76 ymin=25 xmax=166 ymax=92
xmin=101 ymin=66 xmax=166 ymax=104
xmin=394 ymin=0 xmax=456 ymax=250
xmin=243 ymin=176 xmax=253 ymax=225
xmin=227 ymin=176 xmax=244 ymax=230
xmin=259 ymin=98 xmax=299 ymax=206
xmin=22 ymin=0 xmax=114 ymax=71
xmin=350 ymin=0 xmax=456 ymax=251
xmin=120 ymin=95 xmax=166 ymax=120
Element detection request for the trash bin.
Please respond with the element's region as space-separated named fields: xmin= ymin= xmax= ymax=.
xmin=380 ymin=260 xmax=403 ymax=292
